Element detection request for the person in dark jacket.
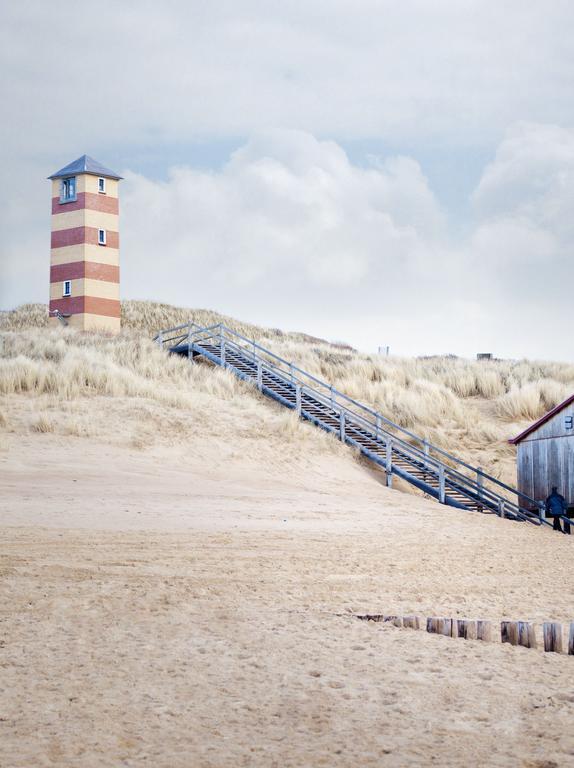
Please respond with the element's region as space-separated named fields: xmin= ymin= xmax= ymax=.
xmin=546 ymin=487 xmax=570 ymax=534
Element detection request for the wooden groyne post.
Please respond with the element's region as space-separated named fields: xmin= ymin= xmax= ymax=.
xmin=501 ymin=621 xmax=519 ymax=645
xmin=543 ymin=622 xmax=563 ymax=653
xmin=457 ymin=620 xmax=477 ymax=640
xmin=476 ymin=620 xmax=492 ymax=642
xmin=518 ymin=621 xmax=537 ymax=649
xmin=426 ymin=617 xmax=454 ymax=637
xmin=501 ymin=621 xmax=536 ymax=649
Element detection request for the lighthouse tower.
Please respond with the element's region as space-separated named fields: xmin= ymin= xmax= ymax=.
xmin=48 ymin=155 xmax=122 ymax=333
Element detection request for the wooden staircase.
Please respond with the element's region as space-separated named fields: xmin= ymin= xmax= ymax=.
xmin=156 ymin=322 xmax=551 ymax=528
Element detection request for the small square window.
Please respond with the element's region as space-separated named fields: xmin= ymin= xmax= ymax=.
xmin=98 ymin=229 xmax=106 ymax=245
xmin=60 ymin=176 xmax=76 ymax=203
xmin=566 ymin=416 xmax=573 ymax=430
xmin=98 ymin=177 xmax=106 ymax=194
xmin=63 ymin=280 xmax=72 ymax=297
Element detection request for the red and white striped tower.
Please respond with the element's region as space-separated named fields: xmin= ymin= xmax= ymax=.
xmin=48 ymin=155 xmax=122 ymax=333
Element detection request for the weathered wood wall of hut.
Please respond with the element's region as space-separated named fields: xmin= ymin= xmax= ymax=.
xmin=516 ymin=406 xmax=574 ymax=506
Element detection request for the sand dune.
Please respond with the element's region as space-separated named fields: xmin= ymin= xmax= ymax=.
xmin=4 ymin=303 xmax=574 ymax=490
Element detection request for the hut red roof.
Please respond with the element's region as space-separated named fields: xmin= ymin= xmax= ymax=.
xmin=509 ymin=393 xmax=574 ymax=445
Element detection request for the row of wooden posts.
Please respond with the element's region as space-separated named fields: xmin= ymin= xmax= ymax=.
xmin=356 ymin=614 xmax=574 ymax=654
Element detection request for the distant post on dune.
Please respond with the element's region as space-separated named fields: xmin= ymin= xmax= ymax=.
xmin=48 ymin=155 xmax=122 ymax=334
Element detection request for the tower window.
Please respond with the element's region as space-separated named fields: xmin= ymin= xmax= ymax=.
xmin=60 ymin=177 xmax=77 ymax=203
xmin=63 ymin=280 xmax=72 ymax=297
xmin=98 ymin=177 xmax=106 ymax=194
xmin=98 ymin=229 xmax=106 ymax=245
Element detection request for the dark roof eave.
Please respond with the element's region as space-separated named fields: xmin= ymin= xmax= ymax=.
xmin=509 ymin=392 xmax=574 ymax=444
xmin=48 ymin=170 xmax=123 ymax=180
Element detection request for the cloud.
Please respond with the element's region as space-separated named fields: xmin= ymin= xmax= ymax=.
xmin=473 ymin=122 xmax=574 ymax=240
xmin=1 ymin=0 xmax=574 ymax=163
xmin=121 ymin=130 xmax=447 ymax=316
xmin=117 ymin=125 xmax=574 ymax=358
xmin=469 ymin=122 xmax=574 ymax=283
xmin=461 ymin=123 xmax=574 ymax=357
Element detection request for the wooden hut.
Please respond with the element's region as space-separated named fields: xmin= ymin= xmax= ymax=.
xmin=509 ymin=394 xmax=574 ymax=512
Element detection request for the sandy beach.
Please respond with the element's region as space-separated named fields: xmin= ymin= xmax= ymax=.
xmin=2 ymin=430 xmax=574 ymax=767
xmin=4 ymin=0 xmax=574 ymax=761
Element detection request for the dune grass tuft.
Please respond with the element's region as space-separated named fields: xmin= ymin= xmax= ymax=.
xmin=30 ymin=414 xmax=55 ymax=433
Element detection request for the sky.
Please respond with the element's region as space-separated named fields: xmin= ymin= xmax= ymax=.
xmin=1 ymin=0 xmax=573 ymax=359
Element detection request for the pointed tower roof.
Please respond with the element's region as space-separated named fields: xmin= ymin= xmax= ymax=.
xmin=48 ymin=154 xmax=122 ymax=180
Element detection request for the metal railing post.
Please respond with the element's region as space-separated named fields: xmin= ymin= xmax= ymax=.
xmin=423 ymin=439 xmax=430 ymax=469
xmin=290 ymin=363 xmax=294 ymax=383
xmin=187 ymin=325 xmax=193 ymax=360
xmin=376 ymin=414 xmax=381 ymax=440
xmin=257 ymin=361 xmax=263 ymax=392
xmin=538 ymin=501 xmax=545 ymax=524
xmin=385 ymin=439 xmax=393 ymax=487
xmin=498 ymin=499 xmax=506 ymax=519
xmin=438 ymin=466 xmax=446 ymax=504
xmin=477 ymin=467 xmax=484 ymax=510
xmin=221 ymin=339 xmax=226 ymax=367
xmin=296 ymin=384 xmax=302 ymax=416
xmin=252 ymin=339 xmax=257 ymax=362
xmin=330 ymin=385 xmax=335 ymax=410
xmin=340 ymin=411 xmax=346 ymax=442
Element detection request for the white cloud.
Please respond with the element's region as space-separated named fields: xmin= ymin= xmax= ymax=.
xmin=122 ymin=130 xmax=446 ymax=312
xmin=473 ymin=122 xmax=574 ymax=240
xmin=117 ymin=125 xmax=574 ymax=359
xmin=461 ymin=123 xmax=574 ymax=357
xmin=1 ymin=1 xmax=574 ymax=162
xmin=469 ymin=122 xmax=574 ymax=280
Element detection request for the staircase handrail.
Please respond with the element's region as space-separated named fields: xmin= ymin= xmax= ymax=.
xmin=217 ymin=325 xmax=546 ymax=514
xmin=154 ymin=321 xmax=219 ymax=347
xmin=213 ymin=332 xmax=542 ymax=524
xmin=156 ymin=321 xmax=545 ymax=519
xmin=214 ymin=335 xmax=540 ymax=522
